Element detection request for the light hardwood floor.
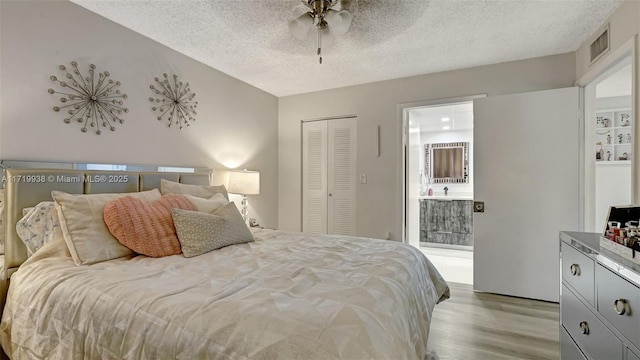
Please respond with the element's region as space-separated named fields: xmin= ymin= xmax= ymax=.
xmin=428 ymin=282 xmax=560 ymax=360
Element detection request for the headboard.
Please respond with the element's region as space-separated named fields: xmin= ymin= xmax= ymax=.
xmin=2 ymin=168 xmax=212 ymax=278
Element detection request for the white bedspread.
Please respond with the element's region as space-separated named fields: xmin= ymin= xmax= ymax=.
xmin=0 ymin=229 xmax=449 ymax=359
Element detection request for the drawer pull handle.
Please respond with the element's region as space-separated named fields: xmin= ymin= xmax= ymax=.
xmin=614 ymin=299 xmax=628 ymax=315
xmin=579 ymin=321 xmax=589 ymax=335
xmin=570 ymin=264 xmax=580 ymax=276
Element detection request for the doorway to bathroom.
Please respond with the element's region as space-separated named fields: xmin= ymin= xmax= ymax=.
xmin=580 ymin=54 xmax=634 ymax=233
xmin=402 ymin=97 xmax=478 ymax=284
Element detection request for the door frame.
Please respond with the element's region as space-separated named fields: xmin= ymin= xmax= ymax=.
xmin=397 ymin=94 xmax=485 ymax=246
xmin=576 ymin=36 xmax=637 ymax=231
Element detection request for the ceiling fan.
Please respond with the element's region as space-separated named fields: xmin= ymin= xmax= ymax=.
xmin=288 ymin=0 xmax=354 ymax=64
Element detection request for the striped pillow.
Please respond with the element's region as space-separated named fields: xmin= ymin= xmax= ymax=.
xmin=104 ymin=194 xmax=196 ymax=257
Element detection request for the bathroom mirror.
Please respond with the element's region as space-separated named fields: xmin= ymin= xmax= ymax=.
xmin=424 ymin=142 xmax=469 ymax=184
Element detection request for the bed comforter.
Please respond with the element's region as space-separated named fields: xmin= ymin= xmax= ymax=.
xmin=0 ymin=229 xmax=449 ymax=359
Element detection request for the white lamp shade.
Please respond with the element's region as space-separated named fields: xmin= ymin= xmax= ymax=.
xmin=288 ymin=12 xmax=314 ymax=40
xmin=228 ymin=170 xmax=260 ymax=195
xmin=325 ymin=9 xmax=352 ymax=35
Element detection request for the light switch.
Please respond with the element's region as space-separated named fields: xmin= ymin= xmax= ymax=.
xmin=360 ymin=173 xmax=367 ymax=184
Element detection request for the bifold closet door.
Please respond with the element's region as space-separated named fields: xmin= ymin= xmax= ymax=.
xmin=327 ymin=119 xmax=357 ymax=235
xmin=302 ymin=118 xmax=357 ymax=235
xmin=302 ymin=121 xmax=328 ymax=234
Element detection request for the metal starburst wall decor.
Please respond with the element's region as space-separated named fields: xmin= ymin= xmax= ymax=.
xmin=48 ymin=61 xmax=128 ymax=135
xmin=149 ymin=73 xmax=198 ymax=130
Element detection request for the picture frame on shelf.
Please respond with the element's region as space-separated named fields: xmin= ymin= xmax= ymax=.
xmin=616 ymin=111 xmax=632 ymax=127
xmin=595 ymin=108 xmax=633 ymax=163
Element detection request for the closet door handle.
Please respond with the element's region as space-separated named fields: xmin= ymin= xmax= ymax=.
xmin=328 ymin=193 xmax=333 ymax=196
xmin=579 ymin=321 xmax=589 ymax=335
xmin=570 ymin=264 xmax=580 ymax=276
xmin=614 ymin=299 xmax=628 ymax=315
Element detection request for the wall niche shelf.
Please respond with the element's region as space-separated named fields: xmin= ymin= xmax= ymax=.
xmin=596 ymin=160 xmax=632 ymax=166
xmin=595 ymin=108 xmax=633 ymax=163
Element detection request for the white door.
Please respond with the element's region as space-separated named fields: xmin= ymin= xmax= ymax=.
xmin=302 ymin=121 xmax=328 ymax=234
xmin=327 ymin=119 xmax=357 ymax=235
xmin=302 ymin=118 xmax=357 ymax=235
xmin=473 ymin=87 xmax=580 ymax=302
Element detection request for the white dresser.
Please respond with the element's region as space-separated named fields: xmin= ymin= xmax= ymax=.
xmin=560 ymin=231 xmax=640 ymax=360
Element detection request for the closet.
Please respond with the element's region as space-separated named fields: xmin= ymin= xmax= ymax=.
xmin=302 ymin=117 xmax=357 ymax=235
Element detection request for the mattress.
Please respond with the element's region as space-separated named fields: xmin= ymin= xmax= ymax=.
xmin=0 ymin=229 xmax=449 ymax=359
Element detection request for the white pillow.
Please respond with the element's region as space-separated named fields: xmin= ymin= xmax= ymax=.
xmin=184 ymin=193 xmax=228 ymax=214
xmin=0 ymin=189 xmax=4 ymax=254
xmin=160 ymin=179 xmax=229 ymax=200
xmin=52 ymin=189 xmax=162 ymax=265
xmin=16 ymin=201 xmax=64 ymax=256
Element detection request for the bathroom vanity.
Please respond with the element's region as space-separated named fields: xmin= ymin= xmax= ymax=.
xmin=420 ymin=140 xmax=472 ymax=247
xmin=419 ymin=197 xmax=473 ymax=246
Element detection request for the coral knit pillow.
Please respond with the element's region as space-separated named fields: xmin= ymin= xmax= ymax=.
xmin=104 ymin=194 xmax=196 ymax=257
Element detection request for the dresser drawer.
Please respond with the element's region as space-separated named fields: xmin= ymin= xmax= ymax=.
xmin=562 ymin=242 xmax=595 ymax=306
xmin=562 ymin=285 xmax=623 ymax=359
xmin=628 ymin=348 xmax=640 ymax=360
xmin=596 ymin=264 xmax=640 ymax=349
xmin=561 ymin=326 xmax=587 ymax=360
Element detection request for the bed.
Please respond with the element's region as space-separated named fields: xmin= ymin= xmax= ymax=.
xmin=0 ymin=167 xmax=449 ymax=359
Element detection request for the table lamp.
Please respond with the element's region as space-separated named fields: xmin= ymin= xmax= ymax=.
xmin=228 ymin=169 xmax=260 ymax=223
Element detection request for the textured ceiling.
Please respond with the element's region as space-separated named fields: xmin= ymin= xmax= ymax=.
xmin=71 ymin=0 xmax=623 ymax=97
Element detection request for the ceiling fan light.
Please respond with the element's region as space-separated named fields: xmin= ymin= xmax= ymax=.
xmin=289 ymin=12 xmax=314 ymax=40
xmin=325 ymin=9 xmax=352 ymax=35
xmin=319 ymin=26 xmax=334 ymax=47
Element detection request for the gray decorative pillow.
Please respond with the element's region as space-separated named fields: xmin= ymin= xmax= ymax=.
xmin=172 ymin=203 xmax=254 ymax=257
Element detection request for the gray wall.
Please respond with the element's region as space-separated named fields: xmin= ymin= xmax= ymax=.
xmin=278 ymin=53 xmax=576 ymax=240
xmin=575 ymin=0 xmax=640 ymax=205
xmin=575 ymin=0 xmax=639 ymax=80
xmin=0 ymin=1 xmax=278 ymax=228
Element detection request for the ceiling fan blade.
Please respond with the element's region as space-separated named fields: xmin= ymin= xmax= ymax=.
xmin=289 ymin=12 xmax=314 ymax=40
